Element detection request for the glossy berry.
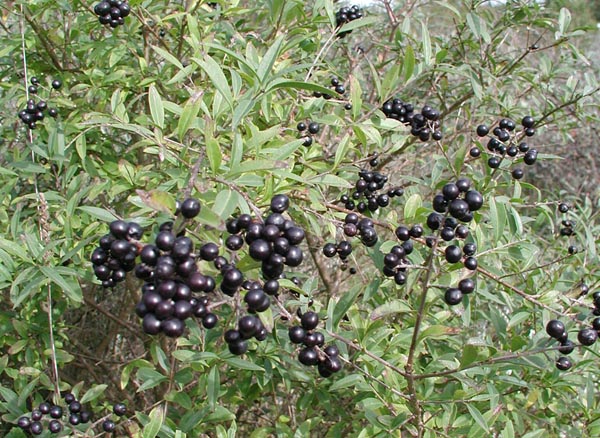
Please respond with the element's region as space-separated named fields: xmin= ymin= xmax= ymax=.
xmin=297 ymin=122 xmax=307 ymax=131
xmin=578 ymin=328 xmax=597 ymax=346
xmin=270 ymin=194 xmax=290 ymax=213
xmin=511 ymin=168 xmax=524 ymax=180
xmin=476 ymin=125 xmax=489 ymax=137
xmin=300 ymin=311 xmax=319 ymax=331
xmin=458 ymin=278 xmax=475 ymax=294
xmin=463 ymin=256 xmax=478 ymax=270
xmin=17 ymin=416 xmax=31 ymax=429
xmin=102 ymin=419 xmax=116 ymax=432
xmin=445 ymin=245 xmax=462 ymax=264
xmin=51 ymin=79 xmax=62 ymax=90
xmin=49 ymin=420 xmax=62 ymax=433
xmin=555 ymin=356 xmax=572 ymax=371
xmin=113 ymin=403 xmax=127 ymax=416
xmin=180 ymin=198 xmax=201 ymax=218
xmin=558 ymin=203 xmax=569 ymax=213
xmin=558 ymin=339 xmax=575 ymax=355
xmin=444 ymin=288 xmax=463 ymax=305
xmin=546 ymin=320 xmax=566 ymax=339
xmin=30 ymin=421 xmax=43 ymax=435
xmin=49 ymin=405 xmax=63 ymax=419
xmin=308 ymin=122 xmax=320 ymax=134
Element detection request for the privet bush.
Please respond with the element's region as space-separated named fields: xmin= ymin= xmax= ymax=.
xmin=1 ymin=0 xmax=600 ymax=437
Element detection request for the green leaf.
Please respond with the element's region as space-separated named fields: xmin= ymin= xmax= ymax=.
xmin=332 ymin=284 xmax=362 ymax=329
xmin=265 ymin=79 xmax=337 ymax=96
xmin=370 ymin=300 xmax=411 ymax=320
xmin=142 ymin=405 xmax=164 ymax=438
xmin=39 ymin=266 xmax=82 ymax=303
xmin=193 ymin=56 xmax=233 ymax=107
xmin=212 ymin=190 xmax=240 ymax=220
xmin=404 ymin=193 xmax=422 ymax=221
xmin=77 ymin=206 xmax=118 ymax=222
xmin=223 ymin=357 xmax=265 ymax=371
xmin=151 ymin=45 xmax=184 ymax=70
xmin=207 ymin=366 xmax=219 ymax=411
xmin=558 ymin=7 xmax=571 ymax=35
xmin=466 ymin=404 xmax=488 ymax=432
xmin=206 ymin=137 xmax=222 ymax=174
xmin=148 ymin=84 xmax=165 ymax=129
xmin=338 ymin=15 xmax=378 ymax=34
xmin=421 ymin=21 xmax=432 ymax=65
xmin=329 ymin=374 xmax=364 ymax=391
xmin=136 ymin=189 xmax=176 ymax=214
xmin=177 ymin=91 xmax=203 ymax=140
xmin=257 ymin=34 xmax=285 ymax=84
xmin=79 ymin=384 xmax=107 ymax=404
xmin=404 ymin=45 xmax=415 ymax=81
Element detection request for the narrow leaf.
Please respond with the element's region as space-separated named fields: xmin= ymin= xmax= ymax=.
xmin=148 ymin=84 xmax=165 ymax=129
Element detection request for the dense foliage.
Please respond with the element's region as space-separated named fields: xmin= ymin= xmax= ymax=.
xmin=1 ymin=0 xmax=600 ymax=437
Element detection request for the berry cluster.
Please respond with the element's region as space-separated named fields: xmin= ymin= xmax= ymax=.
xmin=546 ymin=319 xmax=576 ymax=371
xmin=313 ymin=76 xmax=346 ymax=100
xmin=227 ymin=194 xmax=305 ymax=280
xmin=224 ymin=313 xmax=267 ymax=355
xmin=383 ymin=225 xmax=420 ymax=286
xmin=93 ymin=0 xmax=131 ymax=28
xmin=15 ymin=393 xmax=121 ymax=435
xmin=339 ymin=165 xmax=403 ymax=214
xmin=18 ymin=77 xmax=60 ymax=129
xmin=289 ymin=311 xmax=342 ymax=377
xmin=91 ymin=220 xmax=143 ymax=288
xmin=323 ymin=214 xmax=379 ymax=266
xmin=335 ymin=5 xmax=363 ymax=38
xmin=381 ymin=99 xmax=442 ymax=141
xmin=470 ymin=116 xmax=537 ymax=179
xmin=296 ymin=120 xmax=320 ymax=147
xmin=133 ymin=199 xmax=219 ymax=337
xmin=559 ymin=219 xmax=575 ymax=237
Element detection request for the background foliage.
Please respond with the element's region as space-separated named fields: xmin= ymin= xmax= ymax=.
xmin=1 ymin=0 xmax=600 ymax=437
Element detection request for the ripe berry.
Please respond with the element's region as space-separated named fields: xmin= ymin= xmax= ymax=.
xmin=444 ymin=288 xmax=463 ymax=305
xmin=297 ymin=122 xmax=307 ymax=131
xmin=463 ymin=257 xmax=478 ymax=270
xmin=524 ymin=149 xmax=538 ymax=165
xmin=458 ymin=278 xmax=475 ymax=294
xmin=51 ymin=79 xmax=62 ymax=90
xmin=558 ymin=203 xmax=569 ymax=213
xmin=445 ymin=245 xmax=462 ymax=264
xmin=113 ymin=403 xmax=127 ymax=416
xmin=48 ymin=420 xmax=62 ymax=433
xmin=556 ymin=356 xmax=572 ymax=371
xmin=30 ymin=421 xmax=43 ymax=435
xmin=469 ymin=147 xmax=481 ymax=158
xmin=577 ymin=328 xmax=597 ymax=346
xmin=521 ymin=116 xmax=535 ymax=128
xmin=301 ymin=311 xmax=319 ymax=330
xmin=558 ymin=339 xmax=575 ymax=355
xmin=476 ymin=125 xmax=489 ymax=137
xmin=511 ymin=168 xmax=524 ymax=180
xmin=546 ymin=320 xmax=566 ymax=339
xmin=202 ymin=313 xmax=218 ymax=329
xmin=488 ymin=156 xmax=501 ymax=168
xmin=308 ymin=122 xmax=320 ymax=134
xmin=180 ymin=198 xmax=201 ymax=218
xmin=465 ymin=190 xmax=483 ymax=211
xmin=270 ymin=194 xmax=290 ymax=213
xmin=17 ymin=416 xmax=31 ymax=429
xmin=49 ymin=405 xmax=63 ymax=419
xmin=102 ymin=419 xmax=116 ymax=432
xmin=228 ymin=340 xmax=248 ymax=355
xmin=69 ymin=401 xmax=82 ymax=413
xmin=298 ymin=347 xmax=319 ymax=366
